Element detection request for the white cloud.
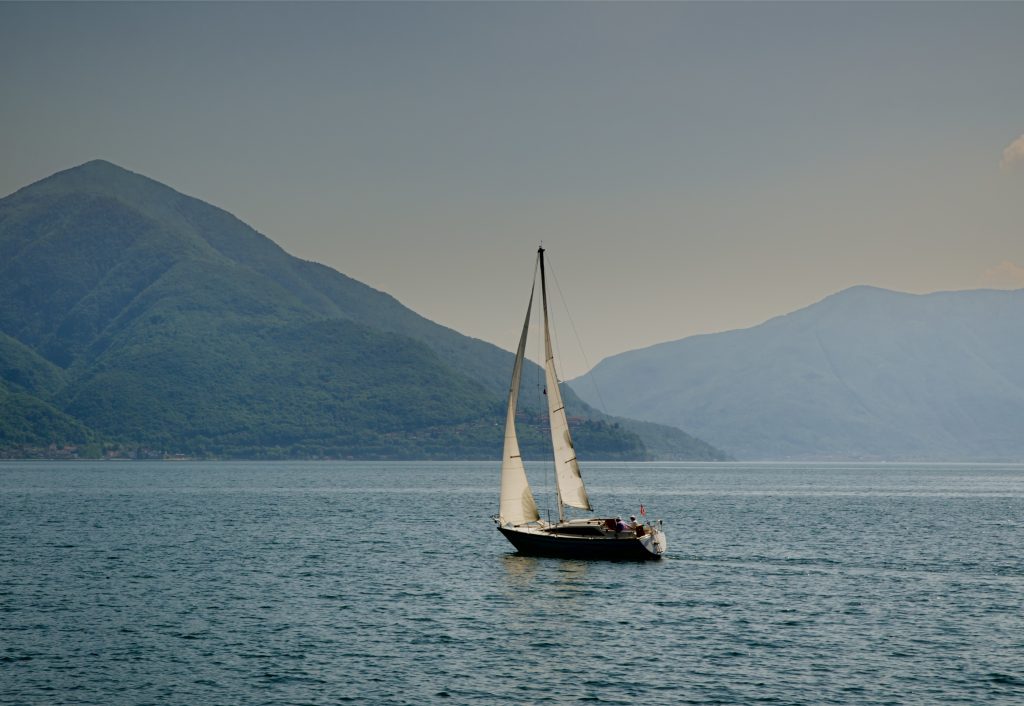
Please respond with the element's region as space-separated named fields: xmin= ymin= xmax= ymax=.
xmin=982 ymin=261 xmax=1024 ymax=288
xmin=1000 ymin=134 xmax=1024 ymax=172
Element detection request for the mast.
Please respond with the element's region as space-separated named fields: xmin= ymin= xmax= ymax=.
xmin=538 ymin=246 xmax=592 ymax=523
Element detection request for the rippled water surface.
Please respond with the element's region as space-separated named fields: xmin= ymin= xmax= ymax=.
xmin=2 ymin=461 xmax=1023 ymax=704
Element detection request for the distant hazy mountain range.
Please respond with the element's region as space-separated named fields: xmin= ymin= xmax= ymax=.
xmin=0 ymin=160 xmax=724 ymax=460
xmin=571 ymin=286 xmax=1024 ymax=461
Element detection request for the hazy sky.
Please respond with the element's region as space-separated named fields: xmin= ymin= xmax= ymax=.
xmin=2 ymin=2 xmax=1022 ymax=378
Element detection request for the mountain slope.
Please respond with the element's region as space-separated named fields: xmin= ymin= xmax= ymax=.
xmin=0 ymin=160 xmax=721 ymax=459
xmin=572 ymin=286 xmax=1024 ymax=460
xmin=0 ymin=331 xmax=67 ymax=398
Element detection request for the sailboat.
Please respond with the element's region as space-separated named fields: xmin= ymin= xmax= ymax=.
xmin=494 ymin=246 xmax=667 ymax=560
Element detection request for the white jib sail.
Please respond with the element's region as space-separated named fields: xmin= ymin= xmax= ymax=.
xmin=499 ymin=281 xmax=540 ymax=526
xmin=540 ymin=252 xmax=592 ymax=512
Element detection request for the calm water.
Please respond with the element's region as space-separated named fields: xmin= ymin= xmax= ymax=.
xmin=1 ymin=461 xmax=1022 ymax=705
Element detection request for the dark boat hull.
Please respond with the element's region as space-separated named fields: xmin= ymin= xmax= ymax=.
xmin=498 ymin=525 xmax=664 ymax=561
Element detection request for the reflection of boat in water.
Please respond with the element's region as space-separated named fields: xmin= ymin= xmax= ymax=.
xmin=501 ymin=554 xmax=541 ymax=587
xmin=493 ymin=246 xmax=667 ymax=561
xmin=502 ymin=555 xmax=589 ymax=591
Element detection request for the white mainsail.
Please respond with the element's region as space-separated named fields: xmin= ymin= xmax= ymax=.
xmin=539 ymin=248 xmax=592 ymax=513
xmin=499 ymin=279 xmax=540 ymax=526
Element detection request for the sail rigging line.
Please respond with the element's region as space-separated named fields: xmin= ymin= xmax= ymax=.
xmin=538 ymin=246 xmax=593 ymax=522
xmin=527 ymin=278 xmax=553 ymax=525
xmin=540 ymin=254 xmax=570 ymax=382
xmin=536 ymin=248 xmax=569 ymax=522
xmin=532 ymin=276 xmax=557 ymax=522
xmin=546 ymin=252 xmax=645 ymax=517
xmin=545 ymin=254 xmax=612 ymax=417
xmin=539 ymin=247 xmax=566 ymax=523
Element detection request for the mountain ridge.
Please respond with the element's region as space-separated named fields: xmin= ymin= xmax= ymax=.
xmin=571 ymin=285 xmax=1024 ymax=461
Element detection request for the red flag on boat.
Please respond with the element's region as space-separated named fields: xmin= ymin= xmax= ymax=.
xmin=639 ymin=504 xmax=646 ymax=517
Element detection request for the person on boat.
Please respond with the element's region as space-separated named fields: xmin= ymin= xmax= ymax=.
xmin=628 ymin=515 xmax=646 ymax=536
xmin=615 ymin=517 xmax=628 ymax=533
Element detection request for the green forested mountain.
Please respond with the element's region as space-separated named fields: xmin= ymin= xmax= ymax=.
xmin=0 ymin=160 xmax=725 ymax=460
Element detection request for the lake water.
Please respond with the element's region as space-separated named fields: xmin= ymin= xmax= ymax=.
xmin=1 ymin=461 xmax=1022 ymax=705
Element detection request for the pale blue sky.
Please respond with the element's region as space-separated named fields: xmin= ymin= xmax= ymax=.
xmin=2 ymin=2 xmax=1022 ymax=377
